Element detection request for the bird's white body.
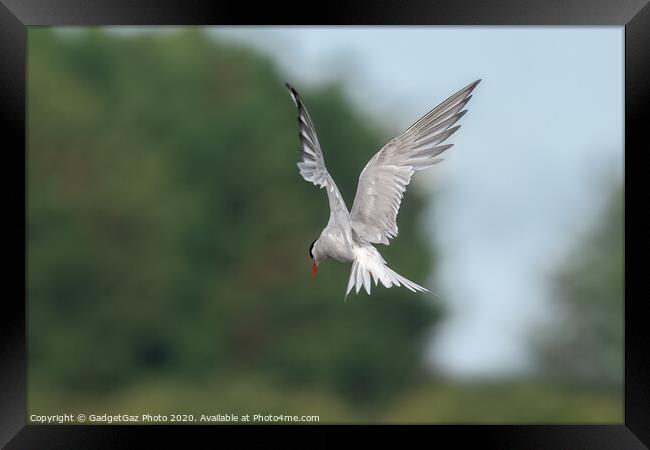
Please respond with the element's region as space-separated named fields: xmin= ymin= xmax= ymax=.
xmin=312 ymin=218 xmax=429 ymax=296
xmin=286 ymin=80 xmax=480 ymax=296
xmin=316 ymin=227 xmax=354 ymax=264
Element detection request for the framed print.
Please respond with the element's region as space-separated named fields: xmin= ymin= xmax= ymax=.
xmin=2 ymin=0 xmax=648 ymax=447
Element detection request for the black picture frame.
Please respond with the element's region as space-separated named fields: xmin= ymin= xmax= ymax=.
xmin=2 ymin=0 xmax=648 ymax=447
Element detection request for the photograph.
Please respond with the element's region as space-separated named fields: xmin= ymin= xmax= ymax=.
xmin=25 ymin=26 xmax=625 ymax=425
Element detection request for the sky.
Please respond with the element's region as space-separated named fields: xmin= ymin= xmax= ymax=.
xmin=108 ymin=26 xmax=624 ymax=377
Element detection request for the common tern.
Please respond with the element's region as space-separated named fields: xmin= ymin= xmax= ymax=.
xmin=286 ymin=80 xmax=480 ymax=296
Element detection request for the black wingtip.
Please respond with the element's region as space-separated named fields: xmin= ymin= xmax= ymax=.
xmin=285 ymin=82 xmax=298 ymax=95
xmin=285 ymin=82 xmax=299 ymax=106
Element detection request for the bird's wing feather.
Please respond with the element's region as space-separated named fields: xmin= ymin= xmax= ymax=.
xmin=350 ymin=79 xmax=480 ymax=244
xmin=286 ymin=83 xmax=351 ymax=230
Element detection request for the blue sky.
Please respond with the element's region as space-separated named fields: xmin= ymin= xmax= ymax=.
xmin=108 ymin=26 xmax=624 ymax=377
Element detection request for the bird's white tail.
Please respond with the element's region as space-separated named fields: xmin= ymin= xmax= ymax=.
xmin=345 ymin=248 xmax=428 ymax=296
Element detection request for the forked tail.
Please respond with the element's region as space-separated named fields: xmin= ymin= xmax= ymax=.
xmin=345 ymin=249 xmax=429 ymax=297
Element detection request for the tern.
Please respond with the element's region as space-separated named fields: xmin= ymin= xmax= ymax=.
xmin=286 ymin=80 xmax=480 ymax=296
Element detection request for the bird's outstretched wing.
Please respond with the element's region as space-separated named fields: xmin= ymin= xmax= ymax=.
xmin=350 ymin=80 xmax=480 ymax=244
xmin=286 ymin=83 xmax=350 ymax=226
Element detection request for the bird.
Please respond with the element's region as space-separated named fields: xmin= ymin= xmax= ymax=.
xmin=286 ymin=79 xmax=480 ymax=296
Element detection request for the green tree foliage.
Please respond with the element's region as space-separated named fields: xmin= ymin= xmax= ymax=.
xmin=27 ymin=29 xmax=441 ymax=410
xmin=535 ymin=182 xmax=623 ymax=386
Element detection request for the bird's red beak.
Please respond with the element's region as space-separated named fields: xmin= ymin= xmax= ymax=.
xmin=312 ymin=261 xmax=318 ymax=280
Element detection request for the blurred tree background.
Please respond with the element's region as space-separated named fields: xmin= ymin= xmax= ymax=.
xmin=27 ymin=28 xmax=622 ymax=423
xmin=28 ymin=27 xmax=440 ymax=417
xmin=535 ymin=183 xmax=623 ymax=387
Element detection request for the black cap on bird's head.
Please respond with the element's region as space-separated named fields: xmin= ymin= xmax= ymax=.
xmin=308 ymin=239 xmax=316 ymax=259
xmin=309 ymin=238 xmax=317 ymax=279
